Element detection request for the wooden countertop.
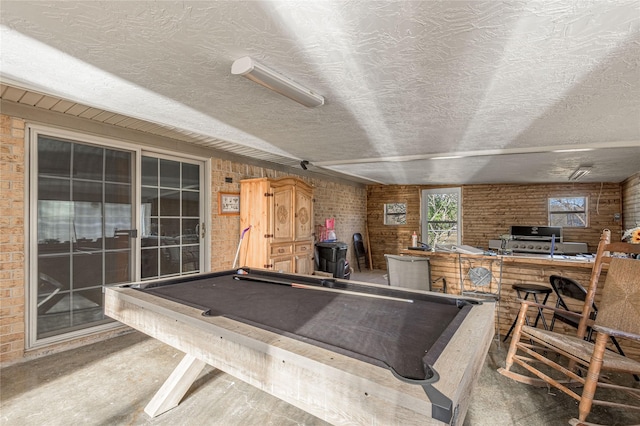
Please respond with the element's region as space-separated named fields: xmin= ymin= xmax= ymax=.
xmin=398 ymin=249 xmax=596 ymax=269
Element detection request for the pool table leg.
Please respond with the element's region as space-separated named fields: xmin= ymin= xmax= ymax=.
xmin=144 ymin=353 xmax=207 ymax=417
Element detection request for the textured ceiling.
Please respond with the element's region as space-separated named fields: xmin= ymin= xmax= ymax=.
xmin=1 ymin=1 xmax=639 ymax=184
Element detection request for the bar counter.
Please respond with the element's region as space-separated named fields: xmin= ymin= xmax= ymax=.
xmin=398 ymin=249 xmax=609 ymax=343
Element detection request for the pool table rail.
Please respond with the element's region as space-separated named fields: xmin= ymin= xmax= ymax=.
xmin=105 ymin=274 xmax=493 ymax=425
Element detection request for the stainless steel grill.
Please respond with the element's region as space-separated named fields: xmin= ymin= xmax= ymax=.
xmin=488 ymin=226 xmax=588 ymax=255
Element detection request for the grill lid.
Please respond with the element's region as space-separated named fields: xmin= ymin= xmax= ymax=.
xmin=510 ymin=226 xmax=562 ymax=242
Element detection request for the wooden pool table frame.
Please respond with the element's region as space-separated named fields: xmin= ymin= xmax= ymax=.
xmin=105 ymin=271 xmax=494 ymax=425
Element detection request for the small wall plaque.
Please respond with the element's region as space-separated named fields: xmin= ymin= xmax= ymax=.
xmin=219 ymin=192 xmax=240 ymax=215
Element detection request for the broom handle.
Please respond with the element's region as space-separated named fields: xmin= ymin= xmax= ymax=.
xmin=365 ymin=222 xmax=373 ymax=269
xmin=232 ymin=226 xmax=251 ymax=269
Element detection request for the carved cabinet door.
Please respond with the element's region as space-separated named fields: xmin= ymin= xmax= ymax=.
xmin=295 ymin=188 xmax=313 ymax=241
xmin=272 ymin=185 xmax=294 ymax=243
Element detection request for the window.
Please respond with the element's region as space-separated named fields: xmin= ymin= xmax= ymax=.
xmin=384 ymin=203 xmax=407 ymax=225
xmin=421 ymin=188 xmax=461 ymax=247
xmin=548 ymin=197 xmax=588 ymax=227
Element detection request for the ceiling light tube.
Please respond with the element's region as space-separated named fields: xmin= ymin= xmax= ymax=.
xmin=552 ymin=148 xmax=594 ymax=153
xmin=231 ymin=57 xmax=324 ymax=108
xmin=568 ymin=166 xmax=592 ymax=181
xmin=430 ymin=155 xmax=464 ymax=160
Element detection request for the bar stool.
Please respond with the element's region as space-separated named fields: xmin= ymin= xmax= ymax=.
xmin=503 ymin=283 xmax=552 ymax=342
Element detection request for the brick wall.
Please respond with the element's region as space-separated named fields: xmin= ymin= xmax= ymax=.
xmin=311 ymin=178 xmax=367 ymax=268
xmin=366 ymin=184 xmax=425 ymax=269
xmin=0 ymin=116 xmax=26 ymax=363
xmin=0 ymin=113 xmax=367 ymax=364
xmin=461 ymin=183 xmax=623 ymax=251
xmin=209 ymin=159 xmax=367 ymax=271
xmin=366 ymin=182 xmax=623 ymax=269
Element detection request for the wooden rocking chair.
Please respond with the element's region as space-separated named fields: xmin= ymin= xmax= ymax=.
xmin=498 ymin=229 xmax=640 ymax=425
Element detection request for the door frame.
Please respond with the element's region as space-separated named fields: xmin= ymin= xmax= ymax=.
xmin=26 ymin=123 xmax=211 ymax=348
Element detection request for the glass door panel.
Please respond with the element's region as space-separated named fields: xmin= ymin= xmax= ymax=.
xmin=140 ymin=156 xmax=201 ymax=280
xmin=36 ymin=136 xmax=133 ymax=339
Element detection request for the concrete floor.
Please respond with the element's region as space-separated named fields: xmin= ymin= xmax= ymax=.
xmin=2 ymin=270 xmax=639 ymax=425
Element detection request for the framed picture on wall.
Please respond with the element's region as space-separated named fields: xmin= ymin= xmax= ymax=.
xmin=219 ymin=192 xmax=240 ymax=215
xmin=384 ymin=202 xmax=407 ymax=225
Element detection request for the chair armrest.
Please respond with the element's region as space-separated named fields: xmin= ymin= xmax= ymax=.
xmin=517 ymin=299 xmax=583 ymax=318
xmin=593 ymin=325 xmax=640 ymax=342
xmin=518 ymin=300 xmax=597 ymax=327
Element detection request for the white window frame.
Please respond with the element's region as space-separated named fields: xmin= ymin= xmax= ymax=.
xmin=548 ymin=196 xmax=589 ymax=228
xmin=421 ymin=188 xmax=461 ymax=247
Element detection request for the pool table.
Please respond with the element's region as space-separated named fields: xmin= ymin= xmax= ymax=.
xmin=105 ymin=268 xmax=494 ymax=425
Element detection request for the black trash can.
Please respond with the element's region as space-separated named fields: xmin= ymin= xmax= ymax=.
xmin=315 ymin=242 xmax=348 ymax=278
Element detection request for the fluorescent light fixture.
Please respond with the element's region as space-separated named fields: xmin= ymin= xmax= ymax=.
xmin=231 ymin=56 xmax=324 ymax=108
xmin=552 ymin=148 xmax=594 ymax=153
xmin=430 ymin=155 xmax=464 ymax=160
xmin=568 ymin=166 xmax=592 ymax=181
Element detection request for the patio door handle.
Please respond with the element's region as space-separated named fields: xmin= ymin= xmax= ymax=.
xmin=115 ymin=229 xmax=138 ymax=238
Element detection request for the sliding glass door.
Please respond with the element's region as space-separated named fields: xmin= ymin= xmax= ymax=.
xmin=29 ymin=127 xmax=207 ymax=346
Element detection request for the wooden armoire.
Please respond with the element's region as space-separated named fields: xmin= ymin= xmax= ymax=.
xmin=239 ymin=177 xmax=314 ymax=274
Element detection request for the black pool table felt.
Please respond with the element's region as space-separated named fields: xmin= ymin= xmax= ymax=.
xmin=139 ymin=272 xmax=473 ymax=382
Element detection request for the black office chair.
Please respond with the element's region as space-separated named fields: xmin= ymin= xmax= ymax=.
xmin=549 ymin=275 xmax=594 ymax=334
xmin=353 ymin=233 xmax=367 ymax=272
xmin=549 ymin=275 xmax=633 ymax=371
